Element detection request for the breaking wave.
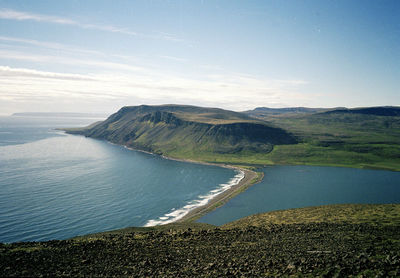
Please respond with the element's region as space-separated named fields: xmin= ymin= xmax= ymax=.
xmin=144 ymin=170 xmax=245 ymax=226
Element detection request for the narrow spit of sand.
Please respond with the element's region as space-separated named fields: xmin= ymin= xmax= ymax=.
xmin=120 ymin=143 xmax=263 ymax=223
xmin=126 ymin=148 xmax=263 ymax=223
xmin=177 ymin=166 xmax=261 ymax=223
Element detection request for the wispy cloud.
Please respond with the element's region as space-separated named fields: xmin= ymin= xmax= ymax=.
xmin=0 ymin=66 xmax=97 ymax=81
xmin=0 ymin=49 xmax=148 ymax=73
xmin=0 ymin=9 xmax=74 ymax=23
xmin=0 ymin=9 xmax=138 ymax=36
xmin=0 ymin=36 xmax=103 ymax=56
xmin=0 ymin=9 xmax=186 ymax=43
xmin=0 ymin=35 xmax=146 ymax=68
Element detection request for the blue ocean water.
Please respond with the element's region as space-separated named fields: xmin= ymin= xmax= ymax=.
xmin=0 ymin=116 xmax=237 ymax=243
xmin=199 ymin=165 xmax=400 ymax=225
xmin=2 ymin=116 xmax=399 ymax=243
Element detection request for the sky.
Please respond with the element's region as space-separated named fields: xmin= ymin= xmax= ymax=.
xmin=0 ymin=0 xmax=399 ymax=115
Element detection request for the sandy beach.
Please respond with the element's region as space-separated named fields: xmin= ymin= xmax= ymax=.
xmin=55 ymin=132 xmax=264 ymax=226
xmin=178 ymin=166 xmax=261 ymax=222
xmin=123 ymin=143 xmax=263 ymax=223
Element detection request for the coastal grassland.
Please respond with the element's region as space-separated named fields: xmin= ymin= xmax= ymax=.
xmin=161 ymin=141 xmax=400 ymax=171
xmin=261 ymin=113 xmax=400 ymax=171
xmin=165 ymin=112 xmax=400 ymax=171
xmin=1 ymin=204 xmax=399 ymax=277
xmin=264 ymin=143 xmax=400 ymax=171
xmin=164 ymin=148 xmax=275 ymax=166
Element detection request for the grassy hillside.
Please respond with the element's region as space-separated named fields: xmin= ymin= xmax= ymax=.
xmin=63 ymin=105 xmax=400 ymax=170
xmin=243 ymin=107 xmax=400 ymax=171
xmin=163 ymin=107 xmax=400 ymax=170
xmin=2 ymin=204 xmax=399 ymax=277
xmin=64 ymin=104 xmax=297 ymax=159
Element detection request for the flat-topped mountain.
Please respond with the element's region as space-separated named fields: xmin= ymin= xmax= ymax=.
xmin=65 ymin=105 xmax=297 ymax=157
xmin=244 ymin=107 xmax=332 ymax=117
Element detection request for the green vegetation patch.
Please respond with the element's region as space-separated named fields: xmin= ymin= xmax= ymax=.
xmin=223 ymin=204 xmax=400 ymax=229
xmin=247 ymin=112 xmax=400 ymax=171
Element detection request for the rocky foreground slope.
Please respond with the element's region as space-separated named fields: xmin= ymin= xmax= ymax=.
xmin=1 ymin=204 xmax=399 ymax=277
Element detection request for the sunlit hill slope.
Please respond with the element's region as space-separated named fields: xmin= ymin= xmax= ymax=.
xmin=64 ymin=105 xmax=297 ymax=159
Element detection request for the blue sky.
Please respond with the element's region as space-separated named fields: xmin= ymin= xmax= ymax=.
xmin=0 ymin=0 xmax=399 ymax=114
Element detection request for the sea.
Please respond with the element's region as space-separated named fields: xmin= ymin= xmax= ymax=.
xmin=0 ymin=115 xmax=240 ymax=243
xmin=1 ymin=115 xmax=399 ymax=243
xmin=199 ymin=165 xmax=400 ymax=225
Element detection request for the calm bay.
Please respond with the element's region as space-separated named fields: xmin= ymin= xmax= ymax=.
xmin=0 ymin=116 xmax=236 ymax=243
xmin=1 ymin=116 xmax=399 ymax=243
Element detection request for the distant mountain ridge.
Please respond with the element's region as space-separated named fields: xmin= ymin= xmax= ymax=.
xmin=245 ymin=106 xmax=400 ymax=117
xmin=65 ymin=104 xmax=297 ymax=156
xmin=244 ymin=107 xmax=335 ymax=117
xmin=248 ymin=107 xmax=328 ymax=114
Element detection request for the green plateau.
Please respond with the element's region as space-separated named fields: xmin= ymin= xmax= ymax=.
xmin=64 ymin=104 xmax=400 ymax=171
xmin=64 ymin=104 xmax=297 ymax=159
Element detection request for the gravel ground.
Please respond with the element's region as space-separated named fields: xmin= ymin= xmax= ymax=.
xmin=1 ymin=223 xmax=399 ymax=277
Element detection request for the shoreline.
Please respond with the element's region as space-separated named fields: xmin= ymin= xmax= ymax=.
xmin=178 ymin=167 xmax=261 ymax=223
xmin=63 ymin=132 xmax=264 ymax=225
xmin=123 ymin=145 xmax=263 ymax=223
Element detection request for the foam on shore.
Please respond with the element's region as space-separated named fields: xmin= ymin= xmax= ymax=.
xmin=144 ymin=170 xmax=245 ymax=226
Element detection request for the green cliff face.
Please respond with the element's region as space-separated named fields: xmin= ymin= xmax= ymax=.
xmin=68 ymin=105 xmax=297 ymax=157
